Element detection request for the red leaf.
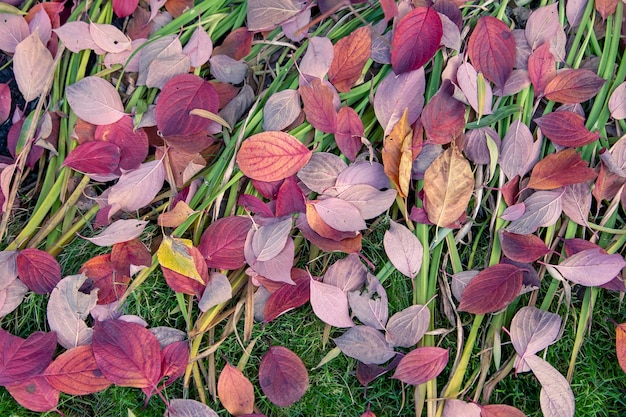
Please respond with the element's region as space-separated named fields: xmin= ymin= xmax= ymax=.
xmin=527 ymin=148 xmax=596 ymax=190
xmin=299 ymin=78 xmax=337 ymax=133
xmin=0 ymin=83 xmax=10 ymax=125
xmin=468 ymin=16 xmax=516 ymax=88
xmin=113 ymin=0 xmax=138 ymax=17
xmin=528 ymin=42 xmax=556 ymax=96
xmin=217 ymin=363 xmax=254 ymax=415
xmin=479 ymin=404 xmax=526 ymax=417
xmin=392 ymin=347 xmax=448 ymax=385
xmin=157 ymin=340 xmax=188 ymax=389
xmin=44 ymin=345 xmax=111 ymax=395
xmin=328 ymin=26 xmax=371 ymax=93
xmin=110 ymin=239 xmax=152 ymax=276
xmin=16 ymin=248 xmax=61 ymax=294
xmin=421 ymin=81 xmax=465 ymax=144
xmin=500 ymin=230 xmax=550 ymax=263
xmin=335 ymin=106 xmax=364 ymax=161
xmin=95 ymin=115 xmax=149 ymax=170
xmin=275 ymin=176 xmax=306 ymax=217
xmin=165 ymin=0 xmax=193 ymax=18
xmin=155 ymin=74 xmax=219 ymax=137
xmin=356 ymin=355 xmax=403 ymax=387
xmin=198 ymin=216 xmax=252 ymax=270
xmin=92 ymin=320 xmax=161 ymax=391
xmin=0 ymin=330 xmax=57 ymax=386
xmin=6 ymin=375 xmax=59 ymax=412
xmin=236 ymin=132 xmax=312 ymax=182
xmin=391 ymin=7 xmax=442 ymax=74
xmin=458 ymin=264 xmax=523 ymax=314
xmin=264 ymin=270 xmax=310 ymax=323
xmin=535 ymin=111 xmax=599 ymax=148
xmin=80 ymin=254 xmax=130 ymax=305
xmin=162 ymin=244 xmax=209 ymax=297
xmin=544 ymin=69 xmax=606 ymax=104
xmin=259 ymin=346 xmax=308 ymax=407
xmin=63 ymin=141 xmax=121 ymax=175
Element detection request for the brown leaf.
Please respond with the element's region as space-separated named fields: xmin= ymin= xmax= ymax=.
xmin=165 ymin=0 xmax=193 ymax=18
xmin=527 ymin=148 xmax=596 ymax=190
xmin=423 ymin=146 xmax=473 ymax=227
xmin=534 ymin=111 xmax=599 ymax=148
xmin=383 ymin=110 xmax=412 ymax=197
xmin=328 ymin=26 xmax=371 ymax=93
xmin=544 ymin=69 xmax=606 ymax=104
xmin=158 ymin=201 xmax=195 ymax=228
xmin=217 ymin=363 xmax=254 ymax=415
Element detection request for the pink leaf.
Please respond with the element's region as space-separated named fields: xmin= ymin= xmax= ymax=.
xmin=391 ymin=7 xmax=442 ymax=74
xmin=506 ymin=190 xmax=563 ymax=235
xmin=16 ymin=248 xmax=61 ymax=294
xmin=14 ymin=32 xmax=53 ymax=102
xmin=299 ymin=78 xmax=337 ymax=133
xmin=250 ymin=217 xmax=292 ymax=262
xmin=609 ymin=81 xmax=626 ymax=119
xmin=0 ymin=14 xmax=29 ymax=53
xmin=183 ymin=26 xmax=213 ymax=68
xmin=336 ymin=185 xmax=397 ymax=220
xmin=198 ymin=272 xmax=232 ymax=312
xmin=66 ymin=76 xmax=125 ymax=125
xmin=313 ymin=198 xmax=366 ymax=232
xmin=259 ymin=346 xmax=308 ymax=407
xmin=247 ymin=0 xmax=301 ymax=32
xmin=209 ymin=54 xmax=248 ymax=84
xmin=83 ymin=219 xmax=148 ymax=247
xmin=63 ymin=141 xmax=121 ymax=175
xmin=53 ymin=21 xmax=103 ymax=54
xmin=383 ymin=221 xmax=423 ymax=279
xmin=323 ymin=254 xmax=367 ymax=292
xmin=297 ymin=152 xmax=347 ymax=194
xmin=511 ymin=306 xmax=561 ymax=372
xmin=386 ymin=304 xmax=430 ymax=348
xmin=335 ymin=106 xmax=364 ymax=161
xmin=442 ymin=400 xmax=481 ymax=417
xmin=525 ymin=355 xmax=575 ymax=417
xmin=165 ymin=399 xmax=219 ymax=417
xmin=89 ymin=22 xmax=131 ymax=54
xmin=0 ymin=83 xmax=11 ymax=125
xmin=561 ymin=182 xmax=591 ymax=226
xmin=245 ymin=236 xmax=295 ymax=285
xmin=456 ymin=62 xmax=493 ymax=115
xmin=262 ymin=89 xmax=301 ymax=132
xmin=309 ymin=278 xmax=354 ymax=328
xmin=300 ymin=36 xmax=333 ymax=79
xmin=107 ymin=159 xmax=165 ymax=212
xmin=467 ymin=16 xmax=516 ymax=88
xmin=334 ymin=326 xmax=395 ymax=364
xmin=28 ymin=9 xmax=51 ymax=46
xmin=525 ymin=4 xmax=560 ymax=50
xmin=348 ymin=274 xmax=388 ymax=330
xmin=552 ymin=248 xmax=626 ymax=286
xmin=392 ymin=347 xmax=448 ymax=385
xmin=499 ymin=119 xmax=541 ymax=180
xmin=0 ymin=279 xmax=28 ymax=318
xmin=6 ymin=375 xmax=59 ymax=412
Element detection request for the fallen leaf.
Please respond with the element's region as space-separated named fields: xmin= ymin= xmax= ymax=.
xmin=217 ymin=363 xmax=254 ymax=415
xmin=79 ymin=254 xmax=130 ymax=305
xmin=44 ymin=345 xmax=111 ymax=395
xmin=165 ymin=399 xmax=219 ymax=417
xmin=421 ymin=81 xmax=465 ymax=145
xmin=14 ymin=32 xmax=53 ymax=102
xmin=158 ymin=236 xmax=203 ymax=284
xmin=479 ymin=404 xmax=526 ymax=417
xmin=158 ymin=201 xmax=195 ymax=228
xmin=334 ymin=326 xmax=395 ymax=364
xmin=247 ymin=0 xmax=301 ymax=32
xmin=89 ymin=22 xmax=130 ymax=54
xmin=310 ymin=278 xmax=354 ymax=328
xmin=527 ymin=148 xmax=596 ymax=190
xmin=392 ymin=347 xmax=448 ymax=385
xmin=386 ymin=304 xmax=430 ymax=348
xmin=63 ymin=141 xmax=121 ymax=175
xmin=525 ymin=4 xmax=560 ymax=50
xmin=264 ymin=270 xmax=310 ymax=323
xmin=259 ymin=346 xmax=308 ymax=407
xmin=617 ymin=323 xmax=626 ymax=374
xmin=525 ymin=354 xmax=574 ymax=417
xmin=328 ymin=25 xmax=371 ymax=93
xmin=198 ymin=272 xmax=232 ymax=311
xmin=383 ymin=221 xmax=423 ymax=279
xmin=16 ymin=248 xmax=61 ymax=294
xmin=468 ymin=16 xmax=516 ymax=88
xmin=66 ymin=76 xmax=125 ymax=125
xmin=391 ymin=7 xmax=442 ymax=74
xmin=83 ymin=219 xmax=148 ymax=247
xmin=0 ymin=330 xmax=57 ymax=386
xmin=552 ymin=248 xmax=626 ymax=287
xmin=198 ymin=216 xmax=252 ymax=270
xmin=544 ymin=69 xmax=606 ymax=103
xmin=348 ymin=274 xmax=388 ymax=330
xmin=458 ymin=264 xmax=523 ymax=314
xmin=107 ymin=159 xmax=165 ymax=213
xmin=383 ymin=109 xmax=412 ymax=197
xmin=510 ymin=306 xmax=561 ymax=372
xmin=535 ymin=111 xmax=599 ymax=148
xmin=0 ymin=13 xmax=29 ymax=53
xmin=499 ymin=230 xmax=550 ymax=263
xmin=335 ymin=106 xmax=364 ymax=161
xmin=112 ymin=0 xmax=138 ymax=17
xmin=596 ymin=0 xmax=619 ymax=20
xmin=6 ymin=375 xmax=59 ymax=412
xmin=299 ymin=78 xmax=338 ymax=133
xmin=262 ymin=89 xmax=301 ymax=132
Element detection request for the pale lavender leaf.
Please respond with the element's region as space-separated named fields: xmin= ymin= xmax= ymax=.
xmin=609 ymin=81 xmax=626 ymax=120
xmin=251 ymin=217 xmax=292 ymax=262
xmin=297 ymin=152 xmax=347 ymax=194
xmin=149 ymin=0 xmax=168 ymax=22
xmin=103 ymin=38 xmax=146 ymax=72
xmin=525 ymin=3 xmax=560 ymax=50
xmin=500 ymin=202 xmax=526 ymax=221
xmin=198 ymin=272 xmax=232 ymax=312
xmin=323 ymin=254 xmax=367 ymax=292
xmin=107 ymin=159 xmax=165 ymax=212
xmin=442 ymin=54 xmax=463 ymax=84
xmin=118 ymin=314 xmax=148 ymax=327
xmin=439 ymin=13 xmax=461 ymax=51
xmin=219 ymin=84 xmax=254 ymax=129
xmin=263 ymin=89 xmax=301 ymax=131
xmin=610 ymin=135 xmax=626 ymax=173
xmin=412 ymin=143 xmax=443 ymax=180
xmin=333 ymin=326 xmax=395 ymax=364
xmin=0 ymin=250 xmax=18 ymax=290
xmin=513 ymin=29 xmax=531 ymax=69
xmin=371 ymin=29 xmax=391 ymax=64
xmin=300 ymin=36 xmax=333 ymax=80
xmin=0 ymin=279 xmax=28 ymax=318
xmin=464 ymin=127 xmax=501 ymax=165
xmin=209 ymin=55 xmax=248 ymax=84
xmin=493 ymin=69 xmax=531 ymax=96
xmin=561 ymin=183 xmax=591 ymax=226
xmin=374 ymin=68 xmax=425 ymax=135
xmin=385 ymin=304 xmax=430 ymax=348
xmin=336 ymin=161 xmax=389 ymax=190
xmin=347 ymin=274 xmax=388 ymax=330
xmin=82 ymin=219 xmax=148 ymax=247
xmin=282 ymin=7 xmax=310 ymax=42
xmin=383 ymin=221 xmax=423 ymax=279
xmin=310 ymin=278 xmax=354 ymax=328
xmin=53 ymin=21 xmax=104 ymax=54
xmin=442 ymin=400 xmax=481 ymax=417
xmin=505 ymin=190 xmax=563 ymax=235
xmin=566 ymin=0 xmax=587 ymax=27
xmin=165 ymin=399 xmax=219 ymax=417
xmin=550 ymin=25 xmax=567 ymax=63
xmin=525 ymin=355 xmax=575 ymax=417
xmin=89 ymin=302 xmax=123 ymax=322
xmin=247 ymin=0 xmax=301 ymax=32
xmin=89 ymin=22 xmax=131 ymax=54
xmin=451 ymin=270 xmax=478 ymax=302
xmin=137 ymin=35 xmax=188 ymax=88
xmin=146 ymin=53 xmax=190 ymax=89
xmin=14 ymin=32 xmax=53 ymax=102
xmin=499 ymin=119 xmax=536 ymax=180
xmin=66 ymin=76 xmax=125 ymax=125
xmin=313 ymin=198 xmax=366 ymax=232
xmin=336 ymin=185 xmax=397 ymax=219
xmin=553 ymin=248 xmax=626 ymax=286
xmin=182 ymin=26 xmax=212 ymax=68
xmin=246 ymin=236 xmax=295 ymax=285
xmin=0 ymin=13 xmax=29 ymax=53
xmin=28 ymin=9 xmax=51 ymax=46
xmin=47 ymin=274 xmax=98 ymax=349
xmin=511 ymin=306 xmax=561 ymax=372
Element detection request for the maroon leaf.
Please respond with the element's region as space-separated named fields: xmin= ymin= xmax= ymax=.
xmin=259 ymin=346 xmax=308 ymax=407
xmin=92 ymin=319 xmax=161 ymax=391
xmin=392 ymin=347 xmax=448 ymax=385
xmin=334 ymin=326 xmax=395 ymax=364
xmin=527 ymin=148 xmax=596 ymax=190
xmin=335 ymin=106 xmax=364 ymax=161
xmin=6 ymin=375 xmax=59 ymax=412
xmin=0 ymin=330 xmax=57 ymax=386
xmin=535 ymin=111 xmax=599 ymax=148
xmin=79 ymin=254 xmax=130 ymax=305
xmin=16 ymin=248 xmax=61 ymax=294
xmin=275 ymin=176 xmax=306 ymax=217
xmin=528 ymin=42 xmax=556 ymax=96
xmin=155 ymin=74 xmax=219 ymax=137
xmin=212 ymin=27 xmax=253 ymax=60
xmin=328 ymin=26 xmax=371 ymax=93
xmin=44 ymin=345 xmax=111 ymax=395
xmin=544 ymin=69 xmax=606 ymax=104
xmin=458 ymin=264 xmax=523 ymax=314
xmin=499 ymin=230 xmax=550 ymax=263
xmin=110 ymin=239 xmax=152 ymax=275
xmin=162 ymin=244 xmax=209 ymax=297
xmin=391 ymin=7 xmax=442 ymax=74
xmin=264 ymin=269 xmax=310 ymax=323
xmin=158 ymin=340 xmax=188 ymax=390
xmin=421 ymin=80 xmax=465 ymax=144
xmin=63 ymin=141 xmax=121 ymax=175
xmin=218 ymin=362 xmax=254 ymax=415
xmin=94 ymin=115 xmax=149 ymax=170
xmin=299 ymin=78 xmax=337 ymax=133
xmin=356 ymin=355 xmax=402 ymax=387
xmin=198 ymin=216 xmax=252 ymax=270
xmin=0 ymin=83 xmax=11 ymax=125
xmin=468 ymin=16 xmax=516 ymax=88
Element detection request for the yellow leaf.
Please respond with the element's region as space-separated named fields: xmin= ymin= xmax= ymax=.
xmin=157 ymin=236 xmax=203 ymax=284
xmin=383 ymin=109 xmax=413 ymax=198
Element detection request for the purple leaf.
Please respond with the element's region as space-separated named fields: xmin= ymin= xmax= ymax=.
xmin=0 ymin=279 xmax=28 ymax=318
xmin=66 ymin=76 xmax=125 ymax=125
xmin=247 ymin=0 xmax=301 ymax=32
xmin=246 ymin=236 xmax=295 ymax=285
xmin=525 ymin=4 xmax=561 ymax=50
xmin=511 ymin=306 xmax=561 ymax=373
xmin=385 ymin=304 xmax=430 ymax=348
xmin=165 ymin=399 xmax=219 ymax=417
xmin=0 ymin=83 xmax=10 ymax=125
xmin=282 ymin=7 xmax=311 ymax=42
xmin=313 ymin=198 xmax=366 ymax=232
xmin=0 ymin=250 xmax=18 ymax=290
xmin=458 ymin=264 xmax=523 ymax=314
xmin=336 ymin=185 xmax=396 ymax=220
xmin=297 ymin=152 xmax=347 ymax=194
xmin=335 ymin=106 xmax=364 ymax=161
xmin=561 ymin=182 xmax=591 ymax=226
xmin=250 ymin=217 xmax=292 ymax=262
xmin=82 ymin=219 xmax=147 ymax=247
xmin=392 ymin=347 xmax=448 ymax=385
xmin=137 ymin=35 xmax=190 ymax=89
xmin=383 ymin=221 xmax=423 ymax=279
xmin=336 ymin=161 xmax=390 ymax=190
xmin=209 ymin=55 xmax=248 ymax=84
xmin=0 ymin=330 xmax=57 ymax=386
xmin=259 ymin=346 xmax=308 ymax=407
xmin=347 ymin=274 xmax=388 ymax=330
xmin=300 ymin=36 xmax=334 ymax=80
xmin=464 ymin=127 xmax=501 ymax=166
xmin=0 ymin=13 xmax=29 ymax=53
xmin=107 ymin=159 xmax=165 ymax=213
xmin=198 ymin=216 xmax=252 ymax=270
xmin=310 ymin=278 xmax=354 ymax=328
xmin=28 ymin=9 xmax=51 ymax=46
xmin=14 ymin=32 xmax=53 ymax=102
xmin=374 ymin=68 xmax=425 ymax=135
xmin=450 ymin=270 xmax=479 ymax=302
xmin=525 ymin=354 xmax=575 ymax=417
xmin=182 ymin=26 xmax=213 ymax=68
xmin=262 ymin=89 xmax=301 ymax=132
xmin=456 ymin=62 xmax=493 ymax=115
xmin=323 ymin=254 xmax=367 ymax=293
xmin=500 ymin=202 xmax=526 ymax=221
xmin=552 ymin=248 xmax=626 ymax=286
xmin=333 ymin=326 xmax=395 ymax=364
xmin=499 ymin=119 xmax=541 ymax=180
xmin=566 ymin=0 xmax=587 ymax=27
xmin=505 ymin=190 xmax=563 ymax=235
xmin=494 ymin=69 xmax=532 ymax=97
xmin=391 ymin=7 xmax=442 ymax=74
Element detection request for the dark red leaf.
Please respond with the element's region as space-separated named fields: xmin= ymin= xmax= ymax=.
xmin=544 ymin=69 xmax=606 ymax=104
xmin=157 ymin=340 xmax=188 ymax=389
xmin=499 ymin=230 xmax=550 ymax=263
xmin=421 ymin=81 xmax=465 ymax=144
xmin=391 ymin=7 xmax=442 ymax=74
xmin=335 ymin=106 xmax=364 ymax=162
xmin=275 ymin=176 xmax=306 ymax=217
xmin=392 ymin=347 xmax=448 ymax=385
xmin=7 ymin=118 xmax=45 ymax=169
xmin=535 ymin=111 xmax=599 ymax=148
xmin=468 ymin=16 xmax=516 ymax=88
xmin=458 ymin=264 xmax=523 ymax=314
xmin=79 ymin=254 xmax=130 ymax=305
xmin=527 ymin=148 xmax=596 ymax=190
xmin=16 ymin=248 xmax=61 ymax=294
xmin=259 ymin=346 xmax=308 ymax=407
xmin=198 ymin=216 xmax=252 ymax=270
xmin=92 ymin=319 xmax=161 ymax=391
xmin=6 ymin=375 xmax=59 ymax=412
xmin=264 ymin=269 xmax=310 ymax=323
xmin=528 ymin=42 xmax=556 ymax=97
xmin=0 ymin=330 xmax=57 ymax=386
xmin=299 ymin=78 xmax=337 ymax=133
xmin=328 ymin=26 xmax=371 ymax=93
xmin=44 ymin=345 xmax=111 ymax=395
xmin=217 ymin=363 xmax=254 ymax=415
xmin=239 ymin=194 xmax=275 ymax=218
xmin=212 ymin=27 xmax=253 ymax=60
xmin=110 ymin=239 xmax=151 ymax=276
xmin=63 ymin=141 xmax=121 ymax=175
xmin=94 ymin=115 xmax=149 ymax=170
xmin=356 ymin=354 xmax=403 ymax=387
xmin=155 ymin=74 xmax=219 ymax=136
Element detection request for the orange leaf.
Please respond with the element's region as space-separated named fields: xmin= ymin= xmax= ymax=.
xmin=527 ymin=148 xmax=596 ymax=190
xmin=165 ymin=0 xmax=193 ymax=18
xmin=236 ymin=132 xmax=312 ymax=182
xmin=328 ymin=26 xmax=371 ymax=93
xmin=382 ymin=109 xmax=412 ymax=197
xmin=158 ymin=201 xmax=195 ymax=228
xmin=217 ymin=363 xmax=254 ymax=415
xmin=617 ymin=323 xmax=626 ymax=374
